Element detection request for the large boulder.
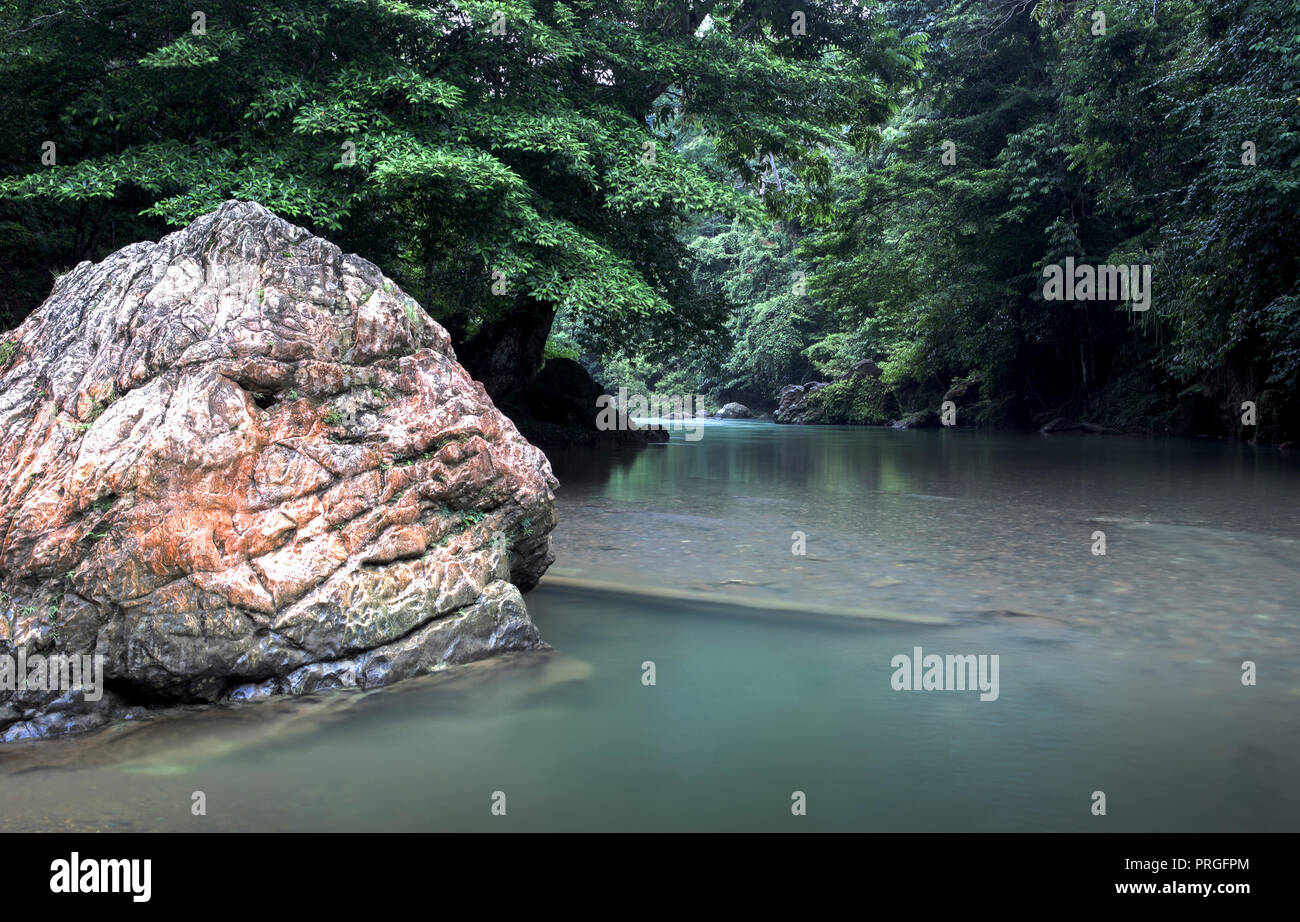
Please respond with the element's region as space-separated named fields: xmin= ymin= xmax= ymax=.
xmin=0 ymin=201 xmax=558 ymax=740
xmin=773 ymin=382 xmax=827 ymax=425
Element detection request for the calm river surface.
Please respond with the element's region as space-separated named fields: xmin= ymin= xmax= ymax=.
xmin=3 ymin=421 xmax=1298 ymax=831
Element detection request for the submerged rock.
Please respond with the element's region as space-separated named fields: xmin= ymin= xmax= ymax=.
xmin=0 ymin=201 xmax=557 ymax=740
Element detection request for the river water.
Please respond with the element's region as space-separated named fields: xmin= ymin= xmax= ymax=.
xmin=3 ymin=421 xmax=1298 ymax=831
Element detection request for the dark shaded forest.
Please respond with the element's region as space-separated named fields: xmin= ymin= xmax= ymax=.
xmin=2 ymin=0 xmax=1297 ymax=439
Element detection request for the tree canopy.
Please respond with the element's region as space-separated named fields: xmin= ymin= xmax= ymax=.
xmin=3 ymin=0 xmax=1295 ymax=440
xmin=586 ymin=0 xmax=1299 ymax=439
xmin=0 ymin=0 xmax=922 ymax=369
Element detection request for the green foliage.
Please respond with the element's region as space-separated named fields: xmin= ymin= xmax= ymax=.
xmin=691 ymin=212 xmax=826 ymax=399
xmin=542 ymin=329 xmax=582 ymax=364
xmin=0 ymin=0 xmax=921 ymax=365
xmin=789 ymin=0 xmax=1300 ymax=433
xmin=3 ymin=1 xmax=1290 ymax=437
xmin=805 ymin=376 xmax=893 ymax=425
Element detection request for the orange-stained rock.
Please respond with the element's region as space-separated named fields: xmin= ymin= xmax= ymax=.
xmin=0 ymin=201 xmax=557 ymax=740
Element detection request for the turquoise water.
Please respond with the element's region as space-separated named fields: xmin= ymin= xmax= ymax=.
xmin=2 ymin=422 xmax=1298 ymax=831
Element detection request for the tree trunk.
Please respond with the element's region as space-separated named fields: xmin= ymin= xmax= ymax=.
xmin=457 ymin=294 xmax=557 ymax=400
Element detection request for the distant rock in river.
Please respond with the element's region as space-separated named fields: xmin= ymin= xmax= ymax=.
xmin=715 ymin=402 xmax=752 ymax=419
xmin=773 ymin=383 xmax=828 ymax=425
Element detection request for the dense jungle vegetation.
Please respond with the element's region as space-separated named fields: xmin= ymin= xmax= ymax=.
xmin=2 ymin=1 xmax=1297 ymax=438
